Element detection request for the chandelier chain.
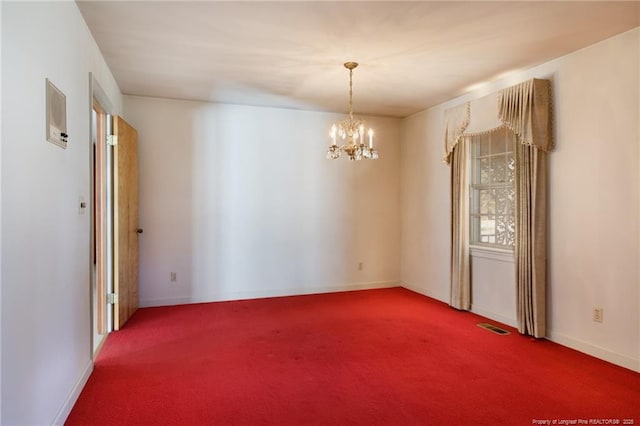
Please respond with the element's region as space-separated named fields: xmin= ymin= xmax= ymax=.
xmin=349 ymin=68 xmax=354 ymax=122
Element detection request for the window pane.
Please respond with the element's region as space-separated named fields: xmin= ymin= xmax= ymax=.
xmin=482 ymin=235 xmax=496 ymax=244
xmin=506 ymin=154 xmax=515 ymax=183
xmin=507 ymin=215 xmax=515 ymax=247
xmin=492 ymin=154 xmax=507 ymax=183
xmin=508 ymin=188 xmax=515 ymax=214
xmin=480 ymin=215 xmax=495 ymax=242
xmin=495 ymin=215 xmax=509 ymax=245
xmin=480 ymin=158 xmax=491 ymax=184
xmin=479 ymin=189 xmax=495 ymax=215
xmin=495 ymin=187 xmax=510 ymax=215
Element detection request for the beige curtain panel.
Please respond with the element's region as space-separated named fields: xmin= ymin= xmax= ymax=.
xmin=443 ymin=102 xmax=470 ymax=164
xmin=501 ymin=79 xmax=551 ymax=338
xmin=515 ymin=144 xmax=548 ymax=338
xmin=450 ymin=139 xmax=470 ymax=310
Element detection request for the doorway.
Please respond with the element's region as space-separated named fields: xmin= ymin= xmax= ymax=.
xmin=90 ymin=76 xmax=140 ymax=357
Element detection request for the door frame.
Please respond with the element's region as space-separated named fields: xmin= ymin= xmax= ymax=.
xmin=89 ymin=74 xmax=115 ymax=357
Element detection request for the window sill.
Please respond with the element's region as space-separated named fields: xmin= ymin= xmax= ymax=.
xmin=470 ymin=245 xmax=514 ymax=263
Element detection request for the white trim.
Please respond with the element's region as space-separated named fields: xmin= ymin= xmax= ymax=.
xmin=547 ymin=330 xmax=639 ymax=373
xmin=470 ymin=245 xmax=514 ymax=263
xmin=52 ymin=359 xmax=93 ymax=425
xmin=399 ymin=281 xmax=448 ymax=304
xmin=140 ymin=296 xmax=192 ymax=308
xmin=140 ymin=281 xmax=400 ymax=308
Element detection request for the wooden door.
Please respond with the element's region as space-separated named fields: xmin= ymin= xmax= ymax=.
xmin=113 ymin=115 xmax=139 ymax=330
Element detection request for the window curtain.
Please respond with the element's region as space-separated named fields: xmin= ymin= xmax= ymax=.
xmin=499 ymin=79 xmax=551 ymax=338
xmin=443 ymin=103 xmax=471 ymax=310
xmin=514 ymin=143 xmax=547 ymax=337
xmin=445 ymin=79 xmax=551 ymax=337
xmin=450 ymin=138 xmax=470 ymax=310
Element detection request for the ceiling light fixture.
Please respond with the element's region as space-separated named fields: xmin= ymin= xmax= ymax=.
xmin=327 ymin=62 xmax=378 ymax=161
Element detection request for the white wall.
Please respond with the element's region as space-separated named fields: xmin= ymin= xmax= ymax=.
xmin=469 ymin=249 xmax=516 ymax=327
xmin=1 ymin=2 xmax=122 ymax=424
xmin=401 ymin=28 xmax=640 ymax=371
xmin=124 ymin=96 xmax=401 ymax=306
xmin=400 ymin=108 xmax=451 ymax=302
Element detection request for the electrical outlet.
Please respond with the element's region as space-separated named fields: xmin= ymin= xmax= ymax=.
xmin=592 ymin=307 xmax=603 ymax=323
xmin=170 ymin=272 xmax=177 ymax=282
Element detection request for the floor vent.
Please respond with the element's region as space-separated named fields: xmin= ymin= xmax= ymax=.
xmin=477 ymin=323 xmax=510 ymax=335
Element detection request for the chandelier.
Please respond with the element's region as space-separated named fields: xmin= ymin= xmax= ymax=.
xmin=326 ymin=62 xmax=378 ymax=161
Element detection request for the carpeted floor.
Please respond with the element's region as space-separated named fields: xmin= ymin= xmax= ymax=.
xmin=66 ymin=287 xmax=640 ymax=425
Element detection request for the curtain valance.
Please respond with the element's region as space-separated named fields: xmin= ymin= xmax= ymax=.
xmin=442 ymin=102 xmax=470 ymax=164
xmin=443 ymin=78 xmax=551 ymax=165
xmin=498 ymin=78 xmax=552 ymax=152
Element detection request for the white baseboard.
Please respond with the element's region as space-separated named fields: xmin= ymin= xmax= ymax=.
xmin=52 ymin=359 xmax=93 ymax=425
xmin=140 ymin=281 xmax=400 ymax=308
xmin=140 ymin=296 xmax=192 ymax=308
xmin=547 ymin=329 xmax=639 ymax=372
xmin=399 ymin=281 xmax=448 ymax=303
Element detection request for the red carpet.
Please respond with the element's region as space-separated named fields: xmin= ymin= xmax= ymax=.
xmin=67 ymin=287 xmax=640 ymax=425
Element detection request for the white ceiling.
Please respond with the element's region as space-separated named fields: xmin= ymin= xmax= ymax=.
xmin=77 ymin=1 xmax=639 ymax=118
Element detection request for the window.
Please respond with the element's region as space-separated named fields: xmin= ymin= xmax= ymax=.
xmin=470 ymin=128 xmax=516 ymax=249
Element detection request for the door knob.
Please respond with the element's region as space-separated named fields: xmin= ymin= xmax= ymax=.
xmin=136 ymin=228 xmax=143 ymax=234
